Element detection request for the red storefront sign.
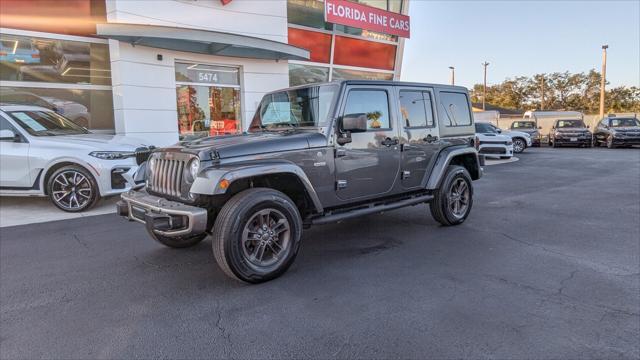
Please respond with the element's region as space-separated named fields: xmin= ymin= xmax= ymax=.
xmin=324 ymin=0 xmax=410 ymax=38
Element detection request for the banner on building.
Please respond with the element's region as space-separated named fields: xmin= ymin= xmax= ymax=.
xmin=324 ymin=0 xmax=410 ymax=38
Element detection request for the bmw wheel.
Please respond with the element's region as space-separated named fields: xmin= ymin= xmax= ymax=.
xmin=47 ymin=165 xmax=99 ymax=212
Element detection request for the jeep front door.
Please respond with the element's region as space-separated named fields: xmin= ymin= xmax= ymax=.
xmin=397 ymin=88 xmax=440 ymax=189
xmin=334 ymin=86 xmax=400 ymax=200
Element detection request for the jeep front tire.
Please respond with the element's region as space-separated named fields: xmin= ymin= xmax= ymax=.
xmin=430 ymin=165 xmax=473 ymax=226
xmin=212 ymin=188 xmax=302 ymax=283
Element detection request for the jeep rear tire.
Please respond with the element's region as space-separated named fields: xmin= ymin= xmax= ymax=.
xmin=212 ymin=188 xmax=302 ymax=283
xmin=430 ymin=165 xmax=473 ymax=226
xmin=150 ymin=232 xmax=207 ymax=249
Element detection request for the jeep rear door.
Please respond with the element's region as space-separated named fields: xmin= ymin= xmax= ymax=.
xmin=334 ymin=85 xmax=401 ymax=201
xmin=396 ymin=87 xmax=440 ymax=189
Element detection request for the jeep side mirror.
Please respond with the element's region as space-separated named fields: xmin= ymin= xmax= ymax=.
xmin=496 ymin=128 xmax=502 ymax=133
xmin=341 ymin=113 xmax=368 ymax=133
xmin=0 ymin=129 xmax=18 ymax=142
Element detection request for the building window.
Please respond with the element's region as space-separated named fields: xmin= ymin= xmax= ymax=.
xmin=175 ymin=62 xmax=241 ymax=140
xmin=333 ymin=36 xmax=396 ymax=71
xmin=287 ymin=0 xmax=333 ymax=30
xmin=333 ymin=25 xmax=398 ymax=42
xmin=332 ymin=68 xmax=393 ymax=81
xmin=288 ymin=27 xmax=332 ymax=64
xmin=0 ymin=31 xmax=113 ymax=131
xmin=289 ymin=64 xmax=330 ymax=86
xmin=0 ymin=34 xmax=111 ymax=85
xmin=0 ymin=87 xmax=114 ymax=129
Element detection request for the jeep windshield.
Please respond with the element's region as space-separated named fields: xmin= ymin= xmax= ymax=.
xmin=610 ymin=118 xmax=640 ymax=127
xmin=249 ymin=84 xmax=338 ymax=132
xmin=556 ymin=120 xmax=586 ymax=128
xmin=7 ymin=110 xmax=89 ymax=136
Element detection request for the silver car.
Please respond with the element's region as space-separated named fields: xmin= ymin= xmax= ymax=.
xmin=0 ymin=105 xmax=151 ymax=212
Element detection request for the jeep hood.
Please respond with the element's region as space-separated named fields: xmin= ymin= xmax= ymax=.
xmin=175 ymin=131 xmax=327 ymax=159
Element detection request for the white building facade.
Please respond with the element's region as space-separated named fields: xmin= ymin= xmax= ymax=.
xmin=1 ymin=0 xmax=409 ymax=146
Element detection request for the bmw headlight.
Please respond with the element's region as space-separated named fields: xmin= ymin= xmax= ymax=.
xmin=89 ymin=151 xmax=134 ymax=160
xmin=187 ymin=158 xmax=200 ymax=182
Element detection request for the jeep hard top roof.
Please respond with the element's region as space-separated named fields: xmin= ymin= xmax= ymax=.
xmin=270 ymin=80 xmax=469 ymax=95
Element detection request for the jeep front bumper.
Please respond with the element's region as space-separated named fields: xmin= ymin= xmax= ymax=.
xmin=117 ymin=190 xmax=208 ymax=237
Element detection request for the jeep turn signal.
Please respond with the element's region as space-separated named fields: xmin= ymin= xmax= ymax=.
xmin=219 ymin=179 xmax=230 ymax=190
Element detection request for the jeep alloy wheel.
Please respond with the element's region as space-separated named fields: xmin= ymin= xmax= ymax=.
xmin=430 ymin=165 xmax=473 ymax=226
xmin=447 ymin=178 xmax=470 ymax=220
xmin=241 ymin=208 xmax=291 ymax=270
xmin=212 ymin=188 xmax=302 ymax=283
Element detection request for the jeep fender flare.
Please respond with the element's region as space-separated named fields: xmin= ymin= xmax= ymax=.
xmin=190 ymin=161 xmax=324 ymax=213
xmin=424 ymin=147 xmax=482 ymax=190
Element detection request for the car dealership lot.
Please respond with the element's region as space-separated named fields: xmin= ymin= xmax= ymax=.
xmin=1 ymin=148 xmax=638 ymax=359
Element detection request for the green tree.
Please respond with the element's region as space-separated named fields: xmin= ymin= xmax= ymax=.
xmin=471 ymin=69 xmax=638 ymax=113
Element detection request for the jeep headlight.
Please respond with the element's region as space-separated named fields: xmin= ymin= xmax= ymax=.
xmin=89 ymin=151 xmax=134 ymax=160
xmin=187 ymin=158 xmax=200 ymax=182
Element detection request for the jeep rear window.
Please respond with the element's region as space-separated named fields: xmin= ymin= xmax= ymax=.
xmin=250 ymin=84 xmax=338 ymax=131
xmin=439 ymin=92 xmax=472 ymax=127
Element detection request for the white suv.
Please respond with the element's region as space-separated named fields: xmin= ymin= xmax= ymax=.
xmin=475 ymin=122 xmax=514 ymax=159
xmin=0 ymin=105 xmax=152 ymax=212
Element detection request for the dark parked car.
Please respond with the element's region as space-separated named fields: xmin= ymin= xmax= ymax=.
xmin=593 ymin=115 xmax=640 ymax=148
xmin=510 ymin=120 xmax=541 ymax=146
xmin=117 ymin=80 xmax=484 ymax=283
xmin=548 ymin=119 xmax=592 ymax=148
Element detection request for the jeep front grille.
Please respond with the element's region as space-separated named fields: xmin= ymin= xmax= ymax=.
xmin=148 ymin=158 xmax=186 ymax=197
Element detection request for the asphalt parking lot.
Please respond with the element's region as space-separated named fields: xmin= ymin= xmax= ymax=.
xmin=1 ymin=147 xmax=639 ymax=359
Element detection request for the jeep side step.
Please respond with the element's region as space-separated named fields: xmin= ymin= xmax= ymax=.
xmin=310 ymin=193 xmax=434 ymax=225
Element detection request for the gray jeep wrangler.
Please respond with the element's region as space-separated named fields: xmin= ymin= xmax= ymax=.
xmin=117 ymin=80 xmax=484 ymax=283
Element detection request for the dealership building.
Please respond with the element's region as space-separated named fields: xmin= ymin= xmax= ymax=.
xmin=0 ymin=0 xmax=410 ymax=145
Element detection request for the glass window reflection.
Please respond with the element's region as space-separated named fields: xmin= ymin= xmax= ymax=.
xmin=0 ymin=87 xmax=114 ymax=129
xmin=289 ymin=64 xmax=330 ymax=86
xmin=176 ymin=85 xmax=241 ymax=140
xmin=0 ymin=34 xmax=111 ymax=85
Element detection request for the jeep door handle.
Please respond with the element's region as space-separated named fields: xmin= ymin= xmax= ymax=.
xmin=381 ymin=137 xmax=399 ymax=147
xmin=423 ymin=135 xmax=438 ymax=143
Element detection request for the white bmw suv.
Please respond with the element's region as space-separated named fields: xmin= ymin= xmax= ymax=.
xmin=0 ymin=105 xmax=152 ymax=212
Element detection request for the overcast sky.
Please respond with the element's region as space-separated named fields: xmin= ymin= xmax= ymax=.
xmin=401 ymin=0 xmax=640 ymax=89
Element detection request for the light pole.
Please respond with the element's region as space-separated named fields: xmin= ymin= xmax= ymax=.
xmin=599 ymin=45 xmax=608 ymax=118
xmin=482 ymin=62 xmax=489 ymax=110
xmin=448 ymin=66 xmax=455 ymax=85
xmin=540 ymin=75 xmax=545 ymax=110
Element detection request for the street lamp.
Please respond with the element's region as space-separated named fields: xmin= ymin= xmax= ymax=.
xmin=599 ymin=45 xmax=608 ymax=118
xmin=482 ymin=62 xmax=489 ymax=110
xmin=448 ymin=66 xmax=455 ymax=86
